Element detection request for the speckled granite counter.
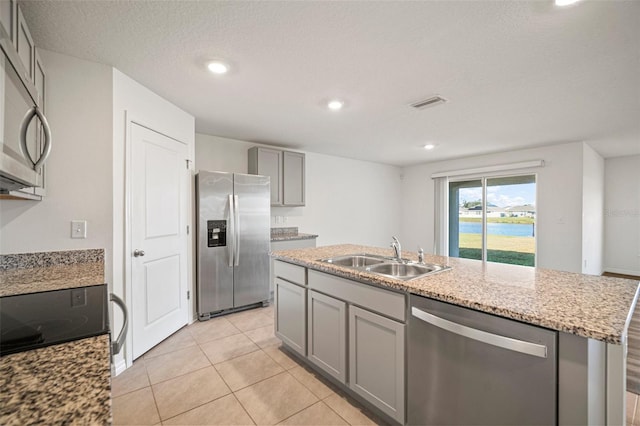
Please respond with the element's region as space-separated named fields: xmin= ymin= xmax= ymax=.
xmin=271 ymin=232 xmax=319 ymax=242
xmin=0 ymin=262 xmax=105 ymax=297
xmin=272 ymin=244 xmax=640 ymax=344
xmin=270 ymin=226 xmax=318 ymax=242
xmin=0 ymin=335 xmax=112 ymax=425
xmin=0 ymin=249 xmax=111 ymax=424
xmin=0 ymin=248 xmax=105 ymax=297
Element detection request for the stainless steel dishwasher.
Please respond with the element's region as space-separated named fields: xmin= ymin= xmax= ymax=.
xmin=408 ymin=294 xmax=557 ymax=425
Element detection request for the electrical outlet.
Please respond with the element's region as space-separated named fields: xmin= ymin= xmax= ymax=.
xmin=71 ymin=220 xmax=87 ymax=239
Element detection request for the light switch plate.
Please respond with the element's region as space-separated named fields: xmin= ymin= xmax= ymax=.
xmin=71 ymin=220 xmax=87 ymax=239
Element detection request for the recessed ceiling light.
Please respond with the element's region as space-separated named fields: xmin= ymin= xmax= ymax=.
xmin=555 ymin=0 xmax=582 ymax=6
xmin=327 ymin=100 xmax=344 ymax=111
xmin=207 ymin=61 xmax=229 ymax=75
xmin=423 ymin=144 xmax=436 ymax=150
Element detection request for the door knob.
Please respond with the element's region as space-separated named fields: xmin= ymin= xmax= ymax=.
xmin=133 ymin=249 xmax=145 ymax=257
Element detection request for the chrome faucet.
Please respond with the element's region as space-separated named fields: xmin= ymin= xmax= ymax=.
xmin=391 ymin=236 xmax=402 ymax=261
xmin=417 ymin=246 xmax=425 ymax=264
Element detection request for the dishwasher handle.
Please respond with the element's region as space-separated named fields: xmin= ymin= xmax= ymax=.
xmin=110 ymin=293 xmax=128 ymax=355
xmin=411 ymin=306 xmax=547 ymax=358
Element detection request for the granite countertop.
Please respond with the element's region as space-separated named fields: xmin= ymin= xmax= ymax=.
xmin=271 ymin=232 xmax=319 ymax=242
xmin=0 ymin=335 xmax=112 ymax=425
xmin=272 ymin=244 xmax=640 ymax=344
xmin=0 ymin=249 xmax=111 ymax=424
xmin=0 ymin=262 xmax=105 ymax=297
xmin=270 ymin=226 xmax=318 ymax=242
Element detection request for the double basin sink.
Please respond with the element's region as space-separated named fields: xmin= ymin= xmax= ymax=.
xmin=319 ymin=253 xmax=450 ymax=281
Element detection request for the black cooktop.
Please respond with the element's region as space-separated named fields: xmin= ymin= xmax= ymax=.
xmin=0 ymin=284 xmax=109 ymax=356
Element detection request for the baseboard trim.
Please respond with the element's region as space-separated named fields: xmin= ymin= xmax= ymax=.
xmin=113 ymin=358 xmax=128 ymax=376
xmin=604 ymin=267 xmax=640 ymax=278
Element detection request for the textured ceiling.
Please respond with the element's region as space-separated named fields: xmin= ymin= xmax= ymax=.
xmin=20 ymin=0 xmax=640 ymax=166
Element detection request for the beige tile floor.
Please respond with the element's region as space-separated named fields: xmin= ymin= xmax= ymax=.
xmin=111 ymin=305 xmax=384 ymax=425
xmin=628 ymin=392 xmax=640 ymax=425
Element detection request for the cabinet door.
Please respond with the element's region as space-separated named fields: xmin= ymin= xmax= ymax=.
xmin=275 ymin=278 xmax=306 ymax=356
xmin=0 ymin=0 xmax=16 ymax=45
xmin=308 ymin=290 xmax=347 ymax=383
xmin=15 ymin=5 xmax=34 ymax=82
xmin=283 ymin=151 xmax=305 ymax=206
xmin=349 ymin=305 xmax=405 ymax=424
xmin=255 ymin=147 xmax=283 ymax=206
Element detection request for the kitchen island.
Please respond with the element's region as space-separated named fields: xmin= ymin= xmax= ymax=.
xmin=272 ymin=244 xmax=640 ymax=425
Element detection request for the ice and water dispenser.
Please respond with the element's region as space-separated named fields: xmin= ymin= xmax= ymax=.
xmin=207 ymin=220 xmax=227 ymax=247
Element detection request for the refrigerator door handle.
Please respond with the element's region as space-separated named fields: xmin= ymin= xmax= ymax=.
xmin=234 ymin=195 xmax=240 ymax=266
xmin=228 ymin=194 xmax=234 ymax=267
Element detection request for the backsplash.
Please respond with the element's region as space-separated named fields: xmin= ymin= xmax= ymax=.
xmin=0 ymin=249 xmax=104 ymax=271
xmin=270 ymin=227 xmax=299 ymax=237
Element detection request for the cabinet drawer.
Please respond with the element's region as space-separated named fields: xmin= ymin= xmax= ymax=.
xmin=308 ymin=270 xmax=406 ymax=322
xmin=274 ymin=260 xmax=306 ymax=286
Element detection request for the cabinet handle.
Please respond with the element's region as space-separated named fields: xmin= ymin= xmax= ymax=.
xmin=411 ymin=307 xmax=547 ymax=358
xmin=19 ymin=106 xmax=52 ymax=172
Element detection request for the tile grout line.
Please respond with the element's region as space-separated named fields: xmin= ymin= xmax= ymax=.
xmin=229 ymin=392 xmax=258 ymax=426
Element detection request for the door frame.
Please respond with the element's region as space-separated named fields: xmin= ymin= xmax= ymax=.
xmin=122 ymin=112 xmax=194 ymax=369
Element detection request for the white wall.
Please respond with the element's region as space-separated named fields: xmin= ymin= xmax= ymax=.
xmin=604 ymin=155 xmax=640 ymax=276
xmin=400 ymin=142 xmax=586 ymax=273
xmin=112 ymin=69 xmax=195 ymax=371
xmin=195 ymin=133 xmax=403 ymax=248
xmin=582 ymin=144 xmax=605 ymax=275
xmin=0 ymin=50 xmax=114 ymax=289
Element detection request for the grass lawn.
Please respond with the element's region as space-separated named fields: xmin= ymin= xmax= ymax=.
xmin=458 ymin=233 xmax=535 ymax=266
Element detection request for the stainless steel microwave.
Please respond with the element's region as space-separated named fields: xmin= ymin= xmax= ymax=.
xmin=0 ymin=21 xmax=50 ymax=198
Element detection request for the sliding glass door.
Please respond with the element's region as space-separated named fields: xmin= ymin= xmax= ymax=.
xmin=449 ymin=175 xmax=536 ymax=266
xmin=449 ymin=179 xmax=483 ymax=260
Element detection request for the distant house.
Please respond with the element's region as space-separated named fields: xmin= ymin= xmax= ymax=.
xmin=506 ymin=204 xmax=536 ymax=218
xmin=459 ymin=205 xmax=506 ymax=218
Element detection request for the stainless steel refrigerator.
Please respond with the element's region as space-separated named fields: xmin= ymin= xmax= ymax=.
xmin=196 ymin=171 xmax=270 ymax=320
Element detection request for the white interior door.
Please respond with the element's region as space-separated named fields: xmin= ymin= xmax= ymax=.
xmin=131 ymin=123 xmax=189 ymax=359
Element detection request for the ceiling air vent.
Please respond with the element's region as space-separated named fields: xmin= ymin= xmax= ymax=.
xmin=410 ymin=95 xmax=448 ymax=110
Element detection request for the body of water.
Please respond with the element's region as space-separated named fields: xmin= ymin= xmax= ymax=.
xmin=459 ymin=222 xmax=534 ymax=237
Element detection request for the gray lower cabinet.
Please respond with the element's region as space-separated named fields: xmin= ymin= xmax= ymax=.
xmin=349 ymin=305 xmax=405 ymax=424
xmin=270 ymin=238 xmax=317 ymax=297
xmin=274 ymin=277 xmax=306 ymax=356
xmin=307 ymin=290 xmax=347 ymax=383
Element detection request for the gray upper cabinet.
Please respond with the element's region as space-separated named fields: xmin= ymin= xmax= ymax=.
xmin=307 ymin=290 xmax=347 ymax=383
xmin=283 ymin=151 xmax=305 ymax=206
xmin=0 ymin=0 xmax=17 ymax=45
xmin=15 ymin=5 xmax=34 ymax=83
xmin=349 ymin=305 xmax=405 ymax=424
xmin=249 ymin=147 xmax=282 ymax=205
xmin=248 ymin=147 xmax=305 ymax=206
